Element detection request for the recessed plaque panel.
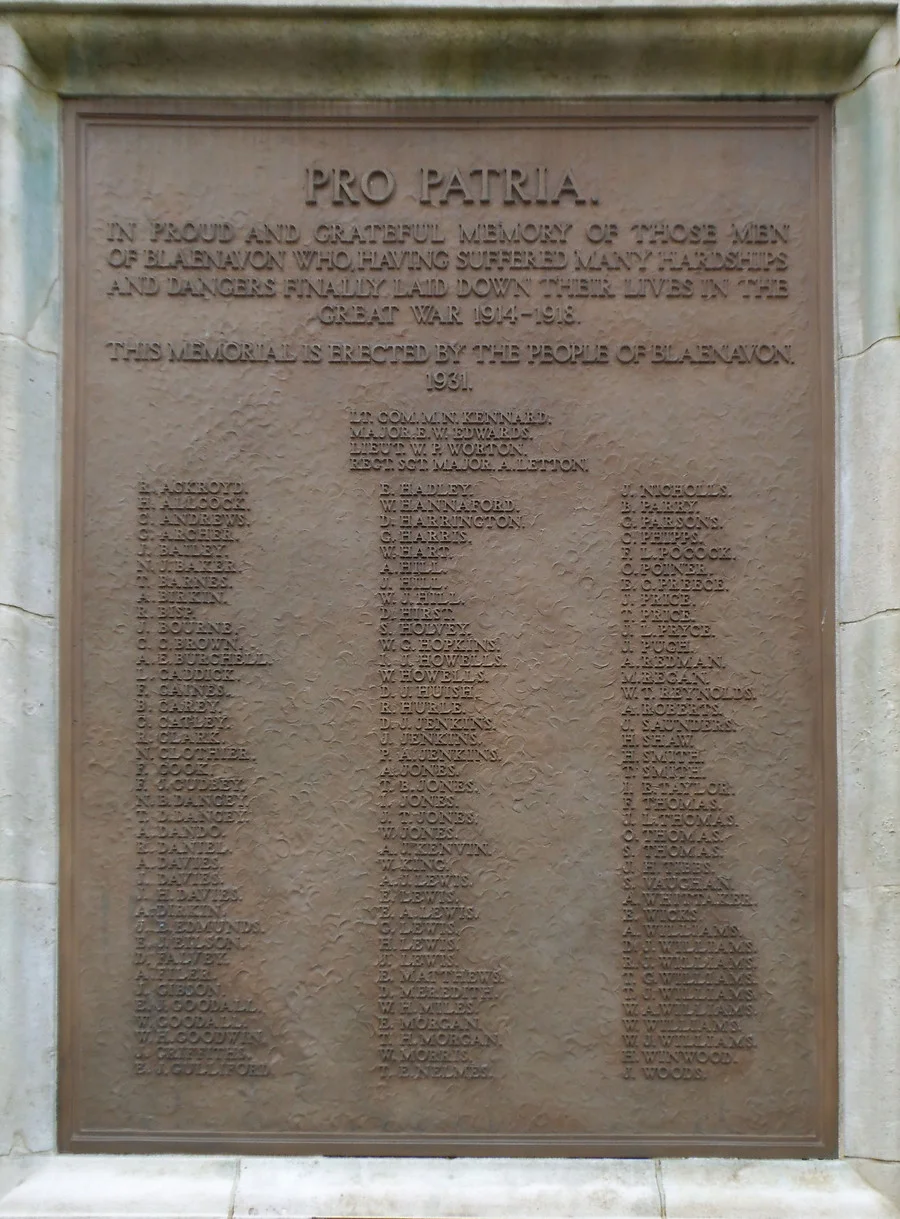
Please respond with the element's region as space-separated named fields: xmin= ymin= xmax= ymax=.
xmin=60 ymin=102 xmax=836 ymax=1155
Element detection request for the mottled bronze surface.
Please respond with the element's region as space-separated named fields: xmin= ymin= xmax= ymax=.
xmin=60 ymin=102 xmax=836 ymax=1155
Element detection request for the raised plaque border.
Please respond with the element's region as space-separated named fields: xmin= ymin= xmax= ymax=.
xmin=58 ymin=97 xmax=837 ymax=1159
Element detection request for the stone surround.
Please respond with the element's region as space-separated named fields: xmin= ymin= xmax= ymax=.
xmin=0 ymin=3 xmax=899 ymax=1215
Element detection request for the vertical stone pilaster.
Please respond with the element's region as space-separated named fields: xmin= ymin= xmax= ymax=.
xmin=835 ymin=53 xmax=900 ymax=1208
xmin=0 ymin=21 xmax=60 ymax=1167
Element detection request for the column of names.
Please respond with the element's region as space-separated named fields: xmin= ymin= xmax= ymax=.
xmin=621 ymin=482 xmax=758 ymax=1083
xmin=132 ymin=479 xmax=271 ymax=1079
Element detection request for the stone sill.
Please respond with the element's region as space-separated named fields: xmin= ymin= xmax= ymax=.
xmin=0 ymin=1156 xmax=898 ymax=1219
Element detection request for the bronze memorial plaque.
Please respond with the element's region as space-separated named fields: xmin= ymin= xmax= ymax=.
xmin=60 ymin=103 xmax=836 ymax=1155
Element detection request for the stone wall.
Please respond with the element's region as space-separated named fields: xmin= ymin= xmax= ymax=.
xmin=0 ymin=4 xmax=898 ymax=1215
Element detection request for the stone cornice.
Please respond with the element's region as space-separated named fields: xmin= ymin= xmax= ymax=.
xmin=4 ymin=2 xmax=895 ymax=98
xmin=0 ymin=0 xmax=895 ymax=12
